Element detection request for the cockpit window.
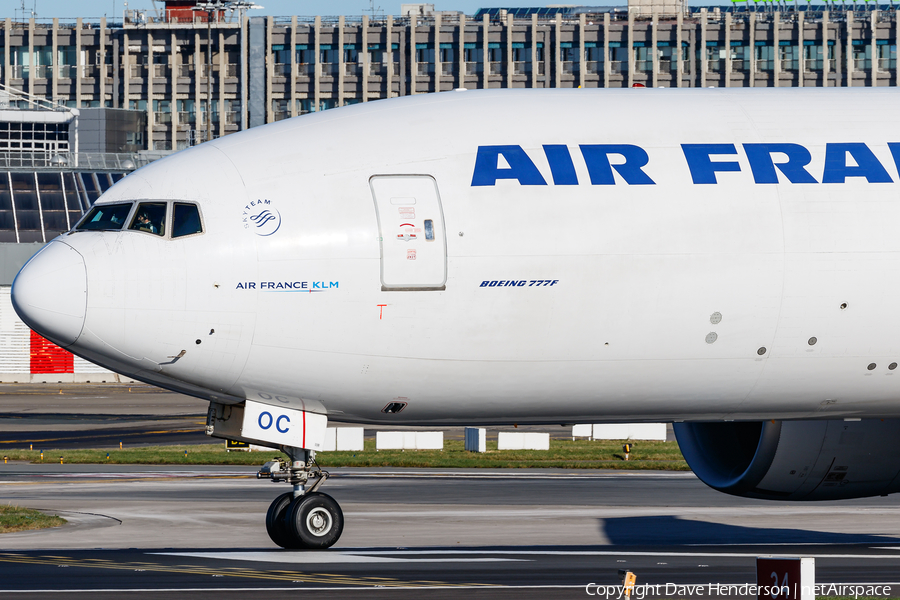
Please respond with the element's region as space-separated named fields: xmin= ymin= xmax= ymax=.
xmin=129 ymin=202 xmax=166 ymax=236
xmin=172 ymin=203 xmax=203 ymax=238
xmin=76 ymin=203 xmax=132 ymax=231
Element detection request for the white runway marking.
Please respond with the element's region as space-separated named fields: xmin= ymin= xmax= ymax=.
xmin=340 ymin=470 xmax=696 ymax=480
xmin=154 ymin=551 xmax=528 ymax=564
xmin=155 ymin=548 xmax=900 ymax=563
xmin=349 ymin=549 xmax=900 ymax=560
xmin=26 ymin=471 xmax=252 ymax=479
xmin=15 ymin=469 xmax=695 ymax=480
xmin=0 ymin=586 xmax=588 ymax=593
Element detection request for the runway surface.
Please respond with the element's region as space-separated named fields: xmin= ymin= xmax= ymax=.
xmin=0 ymin=384 xmax=212 ymax=448
xmin=2 ymin=464 xmax=900 ymax=599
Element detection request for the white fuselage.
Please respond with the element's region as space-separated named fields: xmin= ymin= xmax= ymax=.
xmin=13 ymin=88 xmax=900 ymax=425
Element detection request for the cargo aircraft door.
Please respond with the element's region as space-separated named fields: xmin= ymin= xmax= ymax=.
xmin=370 ymin=175 xmax=447 ymax=291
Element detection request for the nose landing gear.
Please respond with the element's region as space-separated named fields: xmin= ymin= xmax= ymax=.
xmin=258 ymin=447 xmax=343 ymax=549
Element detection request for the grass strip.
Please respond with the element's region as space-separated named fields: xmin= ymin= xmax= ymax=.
xmin=0 ymin=439 xmax=689 ymax=470
xmin=0 ymin=504 xmax=66 ymax=533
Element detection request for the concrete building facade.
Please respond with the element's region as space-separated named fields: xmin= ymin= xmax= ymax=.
xmin=0 ymin=8 xmax=897 ymax=151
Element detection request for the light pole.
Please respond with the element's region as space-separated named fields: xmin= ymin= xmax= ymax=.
xmin=192 ymin=1 xmax=226 ymax=143
xmin=192 ymin=1 xmax=261 ymax=144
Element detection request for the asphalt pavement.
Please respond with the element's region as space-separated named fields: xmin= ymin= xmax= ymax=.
xmin=1 ymin=384 xmax=898 ymax=599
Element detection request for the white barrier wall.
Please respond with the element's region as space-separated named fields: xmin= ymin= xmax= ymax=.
xmin=322 ymin=427 xmax=365 ymax=451
xmin=465 ymin=427 xmax=486 ymax=452
xmin=376 ymin=431 xmax=444 ymax=450
xmin=497 ymin=432 xmax=550 ymax=451
xmin=375 ymin=431 xmax=403 ymax=450
xmin=591 ymin=423 xmax=667 ymax=441
xmin=416 ymin=431 xmax=443 ymax=450
xmin=571 ymin=424 xmax=593 ymax=440
xmin=336 ymin=427 xmax=364 ymax=451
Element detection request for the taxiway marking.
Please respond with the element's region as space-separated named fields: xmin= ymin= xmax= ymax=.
xmin=0 ymin=553 xmax=470 ymax=587
xmin=157 ymin=551 xmax=527 ymax=564
xmin=346 ymin=549 xmax=900 ymax=559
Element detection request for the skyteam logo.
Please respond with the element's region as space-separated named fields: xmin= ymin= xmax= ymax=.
xmin=242 ymin=199 xmax=282 ymax=236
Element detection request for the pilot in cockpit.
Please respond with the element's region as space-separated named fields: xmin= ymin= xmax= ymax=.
xmin=135 ymin=212 xmax=158 ymax=234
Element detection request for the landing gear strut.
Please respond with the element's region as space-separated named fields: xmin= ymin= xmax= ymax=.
xmin=258 ymin=447 xmax=343 ymax=549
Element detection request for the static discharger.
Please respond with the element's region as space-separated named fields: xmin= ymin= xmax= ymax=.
xmin=619 ymin=570 xmax=637 ymax=599
xmin=623 ymin=443 xmax=633 ymax=461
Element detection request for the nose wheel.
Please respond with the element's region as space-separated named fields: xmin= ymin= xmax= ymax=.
xmin=287 ymin=492 xmax=344 ymax=548
xmin=259 ymin=448 xmax=344 ymax=549
xmin=265 ymin=491 xmax=344 ymax=549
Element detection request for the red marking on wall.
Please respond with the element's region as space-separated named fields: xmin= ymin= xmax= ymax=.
xmin=30 ymin=331 xmax=74 ymax=374
xmin=377 ymin=304 xmax=387 ymax=319
xmin=302 ymin=410 xmax=306 ymax=449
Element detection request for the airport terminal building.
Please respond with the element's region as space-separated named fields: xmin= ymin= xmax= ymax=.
xmin=0 ymin=2 xmax=897 ymax=152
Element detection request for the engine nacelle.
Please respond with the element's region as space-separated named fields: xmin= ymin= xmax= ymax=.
xmin=673 ymin=419 xmax=900 ymax=500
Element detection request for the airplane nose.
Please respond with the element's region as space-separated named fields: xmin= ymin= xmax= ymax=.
xmin=12 ymin=241 xmax=87 ymax=348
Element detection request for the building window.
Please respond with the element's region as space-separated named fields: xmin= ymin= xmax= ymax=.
xmin=634 ymin=46 xmax=652 ymax=73
xmin=272 ymin=98 xmax=290 ymax=121
xmin=780 ymin=45 xmax=799 ymax=72
xmin=177 ymin=99 xmax=196 ymax=124
xmin=731 ymin=45 xmax=750 ymax=72
xmin=704 ymin=45 xmax=725 ymax=73
xmin=487 ymin=46 xmax=503 ymax=75
xmin=272 ymin=44 xmax=291 ymax=64
xmin=464 ymin=47 xmax=482 ymax=74
xmin=224 ymin=99 xmax=241 ymax=125
xmin=199 ymin=100 xmax=218 ymax=125
xmin=876 ymin=42 xmax=896 ymax=71
xmin=756 ymin=45 xmax=774 ymax=72
xmin=608 ymin=46 xmax=628 ymax=75
xmin=153 ymin=100 xmax=172 ymax=125
xmin=851 ymin=43 xmax=871 ymax=71
xmin=416 ymin=47 xmax=435 ymax=75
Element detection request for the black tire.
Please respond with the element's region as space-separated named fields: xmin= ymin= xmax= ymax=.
xmin=286 ymin=492 xmax=344 ymax=550
xmin=266 ymin=492 xmax=304 ymax=549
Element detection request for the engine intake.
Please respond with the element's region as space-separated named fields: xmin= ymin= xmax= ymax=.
xmin=673 ymin=419 xmax=900 ymax=500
